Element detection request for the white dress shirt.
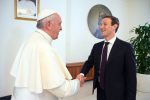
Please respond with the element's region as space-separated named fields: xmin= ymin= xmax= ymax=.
xmin=104 ymin=35 xmax=117 ymax=60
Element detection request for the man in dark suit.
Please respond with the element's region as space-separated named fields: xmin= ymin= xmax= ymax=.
xmin=77 ymin=16 xmax=137 ymax=100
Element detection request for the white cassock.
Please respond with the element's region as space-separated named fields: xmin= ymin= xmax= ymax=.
xmin=10 ymin=29 xmax=80 ymax=100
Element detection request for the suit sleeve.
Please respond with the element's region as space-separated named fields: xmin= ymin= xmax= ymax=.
xmin=125 ymin=44 xmax=137 ymax=100
xmin=81 ymin=44 xmax=95 ymax=76
xmin=48 ymin=79 xmax=80 ymax=98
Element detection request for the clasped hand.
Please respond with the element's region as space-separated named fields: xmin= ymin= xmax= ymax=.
xmin=76 ymin=74 xmax=86 ymax=87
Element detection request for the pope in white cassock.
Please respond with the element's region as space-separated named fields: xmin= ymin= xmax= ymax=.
xmin=10 ymin=9 xmax=81 ymax=100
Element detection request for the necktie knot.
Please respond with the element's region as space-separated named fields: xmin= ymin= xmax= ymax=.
xmin=105 ymin=42 xmax=109 ymax=46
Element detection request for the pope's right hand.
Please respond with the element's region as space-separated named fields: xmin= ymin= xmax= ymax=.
xmin=76 ymin=74 xmax=86 ymax=87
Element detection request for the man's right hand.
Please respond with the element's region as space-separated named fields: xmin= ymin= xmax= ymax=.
xmin=76 ymin=74 xmax=86 ymax=87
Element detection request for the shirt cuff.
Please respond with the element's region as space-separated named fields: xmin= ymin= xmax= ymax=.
xmin=80 ymin=73 xmax=84 ymax=77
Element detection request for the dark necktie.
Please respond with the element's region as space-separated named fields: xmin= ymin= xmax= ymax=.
xmin=99 ymin=42 xmax=109 ymax=89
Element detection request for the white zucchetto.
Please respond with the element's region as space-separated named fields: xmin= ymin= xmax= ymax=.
xmin=37 ymin=9 xmax=56 ymax=21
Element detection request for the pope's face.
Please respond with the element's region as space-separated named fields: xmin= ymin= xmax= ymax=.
xmin=100 ymin=18 xmax=116 ymax=38
xmin=50 ymin=14 xmax=62 ymax=40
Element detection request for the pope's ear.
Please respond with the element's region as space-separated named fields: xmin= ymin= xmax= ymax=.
xmin=47 ymin=21 xmax=51 ymax=26
xmin=46 ymin=21 xmax=52 ymax=29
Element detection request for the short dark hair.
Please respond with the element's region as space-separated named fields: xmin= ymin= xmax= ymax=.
xmin=102 ymin=16 xmax=119 ymax=32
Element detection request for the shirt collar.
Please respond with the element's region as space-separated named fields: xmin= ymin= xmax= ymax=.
xmin=104 ymin=35 xmax=117 ymax=45
xmin=36 ymin=29 xmax=53 ymax=44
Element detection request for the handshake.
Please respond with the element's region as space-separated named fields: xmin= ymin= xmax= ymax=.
xmin=76 ymin=74 xmax=86 ymax=87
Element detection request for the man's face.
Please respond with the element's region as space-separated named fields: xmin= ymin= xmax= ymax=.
xmin=50 ymin=14 xmax=62 ymax=40
xmin=100 ymin=18 xmax=116 ymax=38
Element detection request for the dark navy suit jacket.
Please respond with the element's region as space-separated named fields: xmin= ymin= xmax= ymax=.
xmin=81 ymin=38 xmax=137 ymax=100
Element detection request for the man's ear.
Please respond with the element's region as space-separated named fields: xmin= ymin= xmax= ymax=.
xmin=113 ymin=24 xmax=118 ymax=30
